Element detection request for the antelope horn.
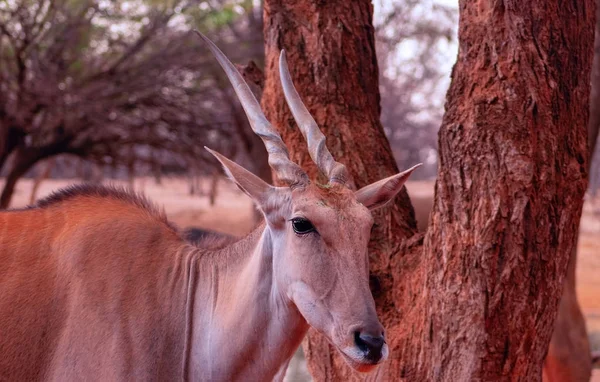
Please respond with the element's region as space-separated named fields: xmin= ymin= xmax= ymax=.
xmin=195 ymin=31 xmax=308 ymax=187
xmin=279 ymin=50 xmax=350 ymax=186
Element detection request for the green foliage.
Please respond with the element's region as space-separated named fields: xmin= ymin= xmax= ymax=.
xmin=187 ymin=2 xmax=246 ymax=33
xmin=206 ymin=5 xmax=236 ymax=29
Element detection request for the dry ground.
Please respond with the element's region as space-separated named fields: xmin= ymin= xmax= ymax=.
xmin=4 ymin=176 xmax=600 ymax=379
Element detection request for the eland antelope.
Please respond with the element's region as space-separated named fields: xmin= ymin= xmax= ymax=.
xmin=0 ymin=32 xmax=420 ymax=381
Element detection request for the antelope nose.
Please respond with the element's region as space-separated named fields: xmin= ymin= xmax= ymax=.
xmin=354 ymin=330 xmax=386 ymax=363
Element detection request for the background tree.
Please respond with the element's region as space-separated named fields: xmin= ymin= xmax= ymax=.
xmin=590 ymin=0 xmax=600 ymax=196
xmin=0 ymin=0 xmax=267 ymax=208
xmin=262 ymin=1 xmax=593 ymax=381
xmin=375 ymin=0 xmax=456 ymax=178
xmin=1 ymin=0 xmax=457 ymax=209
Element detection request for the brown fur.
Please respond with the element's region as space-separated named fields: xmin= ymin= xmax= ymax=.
xmin=312 ymin=183 xmax=356 ymax=209
xmin=33 ymin=183 xmax=177 ymax=230
xmin=0 ymin=185 xmax=194 ymax=380
xmin=0 ymin=183 xmax=279 ymax=380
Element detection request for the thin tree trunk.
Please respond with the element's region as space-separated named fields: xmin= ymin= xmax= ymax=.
xmin=189 ymin=173 xmax=197 ymax=195
xmin=0 ymin=129 xmax=9 ymax=173
xmin=545 ymin=268 xmax=591 ymax=382
xmin=263 ymin=0 xmax=594 ymax=380
xmin=589 ymin=0 xmax=600 ymax=155
xmin=152 ymin=154 xmax=162 ymax=185
xmin=91 ymin=164 xmax=103 ymax=184
xmin=0 ymin=127 xmax=26 ymax=177
xmin=589 ymin=0 xmax=600 ymax=197
xmin=76 ymin=158 xmax=85 ymax=179
xmin=0 ymin=148 xmax=40 ymax=209
xmin=209 ymin=170 xmax=219 ymax=206
xmin=29 ymin=158 xmax=55 ymax=205
xmin=127 ymin=156 xmax=135 ymax=190
xmin=0 ymin=170 xmax=23 ymax=209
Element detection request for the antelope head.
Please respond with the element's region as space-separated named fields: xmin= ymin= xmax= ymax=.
xmin=197 ymin=32 xmax=420 ymax=372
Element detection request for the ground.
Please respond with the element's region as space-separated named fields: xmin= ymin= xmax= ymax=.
xmin=3 ymin=176 xmax=599 ymax=380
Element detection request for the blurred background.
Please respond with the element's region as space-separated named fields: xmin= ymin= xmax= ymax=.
xmin=0 ymin=0 xmax=598 ymax=380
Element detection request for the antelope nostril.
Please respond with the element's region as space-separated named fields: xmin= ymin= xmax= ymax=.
xmin=354 ymin=331 xmax=385 ymax=363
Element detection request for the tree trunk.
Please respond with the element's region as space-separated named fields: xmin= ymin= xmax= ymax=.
xmin=0 ymin=148 xmax=41 ymax=209
xmin=189 ymin=172 xmax=199 ymax=196
xmin=263 ymin=0 xmax=594 ymax=381
xmin=0 ymin=127 xmax=26 ymax=176
xmin=589 ymin=0 xmax=600 ymax=155
xmin=127 ymin=155 xmax=136 ymax=190
xmin=262 ymin=1 xmax=419 ymax=380
xmin=589 ymin=0 xmax=600 ymax=197
xmin=29 ymin=158 xmax=55 ymax=205
xmin=406 ymin=0 xmax=593 ymax=379
xmin=544 ymin=3 xmax=600 ymax=378
xmin=209 ymin=170 xmax=219 ymax=206
xmin=152 ymin=153 xmax=162 ymax=185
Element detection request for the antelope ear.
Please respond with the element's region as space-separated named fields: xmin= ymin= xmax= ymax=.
xmin=355 ymin=164 xmax=422 ymax=210
xmin=205 ymin=147 xmax=274 ymax=206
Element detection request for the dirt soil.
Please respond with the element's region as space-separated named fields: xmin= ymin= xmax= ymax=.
xmin=4 ymin=176 xmax=599 ymax=379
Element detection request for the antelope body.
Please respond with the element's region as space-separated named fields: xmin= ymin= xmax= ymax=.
xmin=0 ymin=33 xmax=420 ymax=381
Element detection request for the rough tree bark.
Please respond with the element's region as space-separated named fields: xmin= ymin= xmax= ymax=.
xmin=262 ymin=1 xmax=419 ymax=380
xmin=412 ymin=1 xmax=593 ymax=379
xmin=544 ymin=3 xmax=600 ymax=379
xmin=262 ymin=0 xmax=594 ymax=381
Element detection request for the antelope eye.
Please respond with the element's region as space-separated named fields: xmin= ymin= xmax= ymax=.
xmin=291 ymin=217 xmax=316 ymax=235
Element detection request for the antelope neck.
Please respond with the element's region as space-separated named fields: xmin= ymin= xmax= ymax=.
xmin=187 ymin=226 xmax=309 ymax=381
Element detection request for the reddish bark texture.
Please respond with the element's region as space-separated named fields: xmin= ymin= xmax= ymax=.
xmin=262 ymin=0 xmax=419 ymax=379
xmin=414 ymin=1 xmax=593 ymax=379
xmin=262 ymin=0 xmax=594 ymax=381
xmin=544 ymin=2 xmax=600 ymax=379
